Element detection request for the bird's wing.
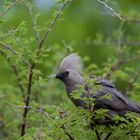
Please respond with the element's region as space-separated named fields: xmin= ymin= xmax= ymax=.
xmin=95 ymin=79 xmax=115 ymax=88
xmin=93 ymin=79 xmax=140 ymax=114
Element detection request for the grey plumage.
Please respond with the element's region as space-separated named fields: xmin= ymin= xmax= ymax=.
xmin=56 ymin=53 xmax=140 ymax=122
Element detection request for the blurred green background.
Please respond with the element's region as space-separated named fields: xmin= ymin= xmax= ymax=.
xmin=0 ymin=0 xmax=140 ymax=104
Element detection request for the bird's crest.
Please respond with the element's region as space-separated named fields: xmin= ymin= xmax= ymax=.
xmin=59 ymin=53 xmax=83 ymax=72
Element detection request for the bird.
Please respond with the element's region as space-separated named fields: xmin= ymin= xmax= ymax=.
xmin=55 ymin=53 xmax=140 ymax=125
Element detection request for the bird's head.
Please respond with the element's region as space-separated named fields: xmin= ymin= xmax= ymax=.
xmin=56 ymin=54 xmax=84 ymax=86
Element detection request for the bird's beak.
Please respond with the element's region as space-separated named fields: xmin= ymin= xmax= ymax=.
xmin=55 ymin=73 xmax=63 ymax=79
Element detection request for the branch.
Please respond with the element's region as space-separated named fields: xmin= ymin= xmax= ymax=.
xmin=26 ymin=0 xmax=41 ymax=43
xmin=94 ymin=129 xmax=102 ymax=140
xmin=89 ymin=108 xmax=102 ymax=140
xmin=20 ymin=63 xmax=35 ymax=137
xmin=20 ymin=0 xmax=71 ymax=137
xmin=104 ymin=132 xmax=112 ymax=140
xmin=92 ymin=40 xmax=140 ymax=47
xmin=90 ymin=115 xmax=102 ymax=140
xmin=96 ymin=0 xmax=125 ymax=21
xmin=12 ymin=104 xmax=74 ymax=139
xmin=124 ymin=16 xmax=140 ymax=24
xmin=0 ymin=0 xmax=22 ymax=17
xmin=0 ymin=42 xmax=17 ymax=55
xmin=37 ymin=0 xmax=71 ymax=55
xmin=126 ymin=41 xmax=140 ymax=46
xmin=105 ymin=55 xmax=140 ymax=80
xmin=96 ymin=0 xmax=140 ymax=24
xmin=60 ymin=125 xmax=75 ymax=140
xmin=9 ymin=104 xmax=54 ymax=119
xmin=126 ymin=66 xmax=140 ymax=94
xmin=14 ymin=104 xmax=74 ymax=139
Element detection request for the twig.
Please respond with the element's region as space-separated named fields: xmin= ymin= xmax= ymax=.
xmin=124 ymin=16 xmax=140 ymax=24
xmin=90 ymin=109 xmax=102 ymax=140
xmin=60 ymin=124 xmax=75 ymax=140
xmin=0 ymin=28 xmax=19 ymax=39
xmin=114 ymin=23 xmax=124 ymax=77
xmin=91 ymin=40 xmax=140 ymax=47
xmin=10 ymin=29 xmax=30 ymax=65
xmin=0 ymin=42 xmax=17 ymax=55
xmin=35 ymin=108 xmax=54 ymax=119
xmin=126 ymin=66 xmax=140 ymax=94
xmin=126 ymin=125 xmax=139 ymax=136
xmin=104 ymin=132 xmax=112 ymax=140
xmin=85 ymin=82 xmax=102 ymax=140
xmin=59 ymin=111 xmax=75 ymax=140
xmin=105 ymin=56 xmax=140 ymax=80
xmin=94 ymin=128 xmax=102 ymax=140
xmin=96 ymin=0 xmax=125 ymax=21
xmin=65 ymin=132 xmax=75 ymax=140
xmin=104 ymin=63 xmax=118 ymax=80
xmin=11 ymin=64 xmax=25 ymax=95
xmin=9 ymin=104 xmax=54 ymax=119
xmin=121 ymin=56 xmax=140 ymax=64
xmin=0 ymin=0 xmax=22 ymax=17
xmin=11 ymin=103 xmax=74 ymax=139
xmin=38 ymin=0 xmax=71 ymax=55
xmin=89 ymin=108 xmax=102 ymax=140
xmin=105 ymin=22 xmax=124 ymax=79
xmin=26 ymin=0 xmax=41 ymax=43
xmin=126 ymin=41 xmax=140 ymax=46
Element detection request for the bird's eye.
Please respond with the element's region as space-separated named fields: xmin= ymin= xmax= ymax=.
xmin=64 ymin=71 xmax=69 ymax=76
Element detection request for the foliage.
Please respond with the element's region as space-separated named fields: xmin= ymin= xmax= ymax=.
xmin=0 ymin=0 xmax=140 ymax=140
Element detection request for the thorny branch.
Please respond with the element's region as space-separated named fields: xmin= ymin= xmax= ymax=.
xmin=96 ymin=0 xmax=125 ymax=21
xmin=38 ymin=0 xmax=71 ymax=55
xmin=26 ymin=0 xmax=41 ymax=43
xmin=20 ymin=62 xmax=35 ymax=137
xmin=20 ymin=0 xmax=71 ymax=137
xmin=0 ymin=0 xmax=22 ymax=17
xmin=10 ymin=104 xmax=54 ymax=119
xmin=96 ymin=0 xmax=140 ymax=24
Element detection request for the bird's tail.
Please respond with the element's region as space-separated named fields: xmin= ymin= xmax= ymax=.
xmin=134 ymin=104 xmax=140 ymax=114
xmin=137 ymin=105 xmax=140 ymax=114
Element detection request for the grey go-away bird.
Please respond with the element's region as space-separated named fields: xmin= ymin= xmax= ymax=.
xmin=55 ymin=53 xmax=140 ymax=125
